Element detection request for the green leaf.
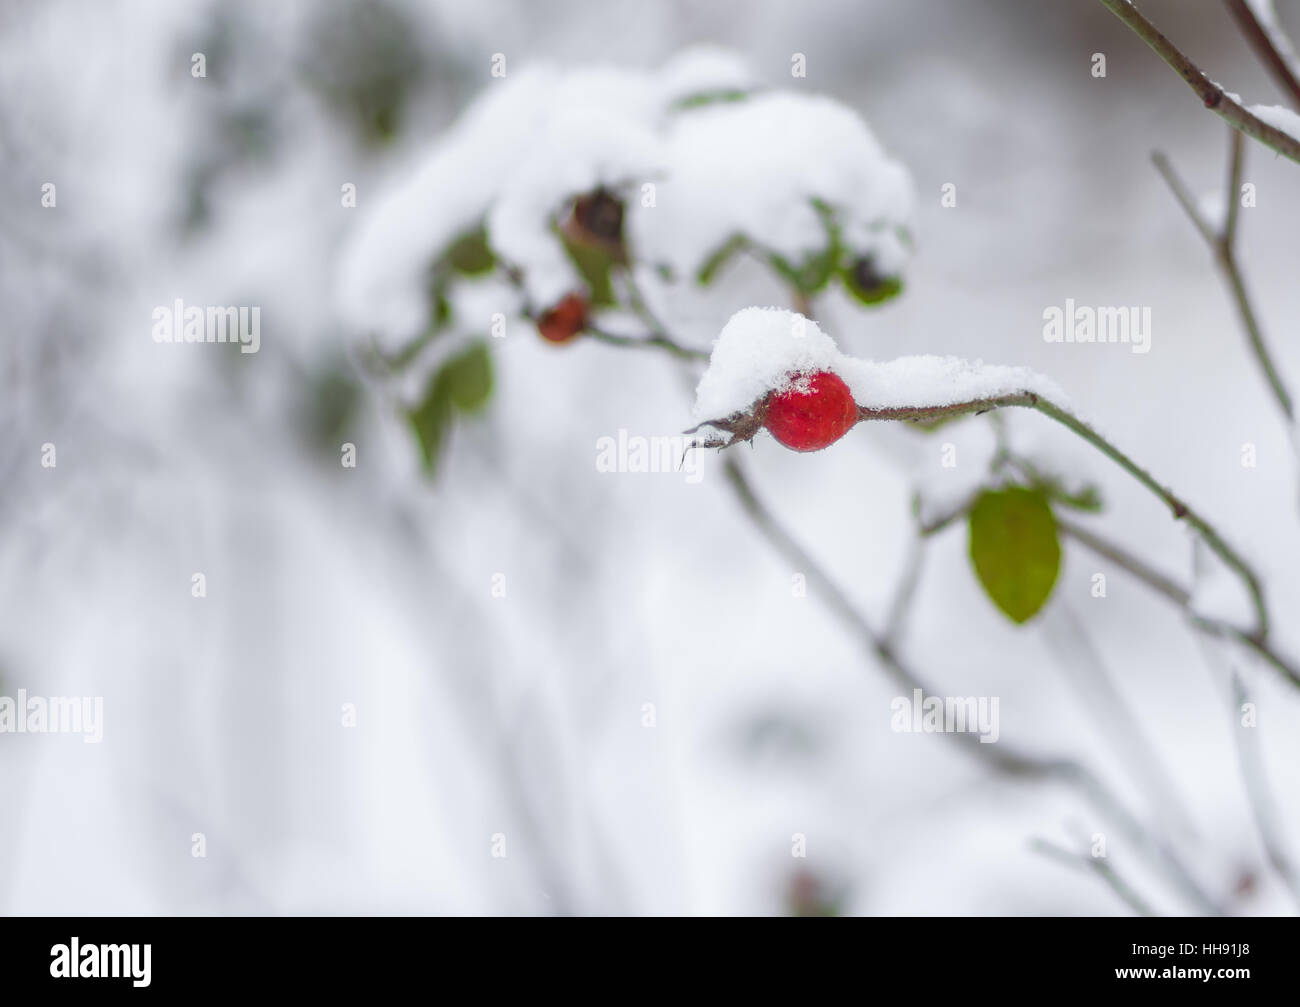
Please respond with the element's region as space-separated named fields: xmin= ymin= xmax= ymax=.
xmin=673 ymin=88 xmax=750 ymax=110
xmin=444 ymin=227 xmax=496 ymax=275
xmin=842 ymin=256 xmax=903 ymax=306
xmin=696 ymin=234 xmax=747 ymax=286
xmin=407 ymin=342 xmax=494 ymax=473
xmin=968 ymin=487 xmax=1061 ymax=624
xmin=407 ymin=385 xmax=452 ymax=473
xmin=774 ymin=199 xmax=842 ymax=295
xmin=559 ymin=229 xmax=616 ymax=306
xmin=770 ymin=246 xmax=837 ymax=295
xmin=436 ymin=341 xmax=493 ymax=414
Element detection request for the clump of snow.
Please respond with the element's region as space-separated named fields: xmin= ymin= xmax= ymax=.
xmin=336 ymin=67 xmax=561 ymax=347
xmin=338 ymin=55 xmax=915 ymax=352
xmin=633 ymin=92 xmax=913 ymax=282
xmin=487 ymin=105 xmax=663 ymax=307
xmin=338 ymin=63 xmax=669 ymax=347
xmin=1248 ymin=103 xmax=1300 ymax=142
xmin=838 ymin=355 xmax=1066 ymax=412
xmin=693 ymin=307 xmax=842 ymax=418
xmin=693 ymin=307 xmax=1065 ymax=420
xmin=656 ymin=45 xmax=755 ymax=103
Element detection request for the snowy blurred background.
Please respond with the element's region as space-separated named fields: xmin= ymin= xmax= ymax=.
xmin=2 ymin=0 xmax=1299 ymax=915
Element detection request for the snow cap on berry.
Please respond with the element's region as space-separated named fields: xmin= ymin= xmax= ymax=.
xmin=693 ymin=307 xmax=1070 ymax=434
xmin=693 ymin=307 xmax=844 ymax=420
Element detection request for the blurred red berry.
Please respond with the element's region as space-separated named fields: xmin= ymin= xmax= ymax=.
xmin=763 ymin=370 xmax=858 ymax=452
xmin=537 ymin=293 xmax=588 ymax=344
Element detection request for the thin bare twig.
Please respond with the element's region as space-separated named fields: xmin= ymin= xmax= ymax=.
xmin=1225 ymin=127 xmax=1245 ymax=247
xmin=1228 ymin=669 xmax=1300 ymax=911
xmin=1152 ymin=142 xmax=1294 ymax=421
xmin=1097 ymin=0 xmax=1300 ymax=164
xmin=1187 ymin=623 xmax=1300 ymax=913
xmin=1031 ymin=838 xmax=1158 ymax=916
xmin=917 ymin=496 xmax=977 ymax=538
xmin=1151 ymin=150 xmax=1220 ymax=247
xmin=883 ymin=532 xmax=925 ymax=646
xmin=614 ymin=265 xmax=675 ymax=343
xmin=584 ymin=324 xmax=709 ymax=362
xmin=1056 ymin=515 xmax=1191 ymax=607
xmin=1223 ymin=0 xmax=1300 ymax=110
xmin=1202 ymin=616 xmax=1300 ymax=687
xmin=1046 ymin=602 xmax=1201 ymax=840
xmin=1056 ymin=517 xmax=1300 ymax=688
xmin=722 ymin=454 xmax=1222 ymax=914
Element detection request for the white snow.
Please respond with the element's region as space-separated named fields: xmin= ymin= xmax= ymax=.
xmin=632 ymin=92 xmax=913 ymax=282
xmin=693 ymin=307 xmax=842 ymax=418
xmin=1245 ymin=0 xmax=1278 ymax=24
xmin=339 ymin=53 xmax=914 ymax=350
xmin=336 ymin=69 xmax=554 ymax=347
xmin=1213 ymin=84 xmax=1244 ymax=105
xmin=338 ymin=63 xmax=665 ymax=346
xmin=693 ymin=307 xmax=1065 ymax=420
xmin=1248 ymin=102 xmax=1300 ymax=142
xmin=656 ymin=45 xmax=755 ymax=103
xmin=1197 ymin=87 xmax=1300 ymax=146
xmin=487 ymin=104 xmax=663 ymax=307
xmin=839 ymin=355 xmax=1066 ymax=412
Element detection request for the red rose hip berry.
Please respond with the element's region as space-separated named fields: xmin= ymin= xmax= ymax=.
xmin=537 ymin=293 xmax=588 ymax=344
xmin=763 ymin=370 xmax=859 ymax=452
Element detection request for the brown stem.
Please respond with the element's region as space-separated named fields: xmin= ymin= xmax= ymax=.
xmin=1057 ymin=517 xmax=1300 ymax=689
xmin=1152 ymin=143 xmax=1294 ymax=421
xmin=1228 ymin=670 xmax=1300 ymax=911
xmin=1223 ymin=0 xmax=1300 ymax=110
xmin=1097 ymin=0 xmax=1300 ymax=164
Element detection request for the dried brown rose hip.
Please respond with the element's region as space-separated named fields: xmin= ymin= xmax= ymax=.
xmin=571 ymin=188 xmax=625 ymax=246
